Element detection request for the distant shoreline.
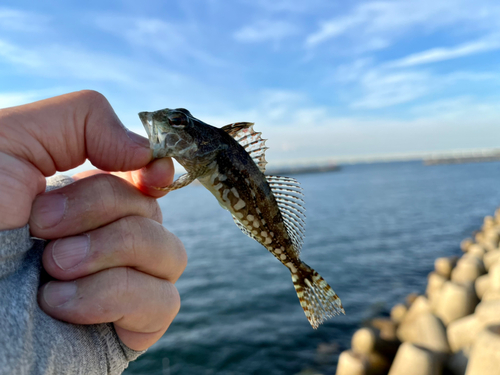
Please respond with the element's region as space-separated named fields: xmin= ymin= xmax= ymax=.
xmin=265 ymin=164 xmax=340 ymax=176
xmin=424 ymin=150 xmax=500 ymax=165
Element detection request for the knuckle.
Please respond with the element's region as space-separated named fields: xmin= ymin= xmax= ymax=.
xmin=174 ymin=236 xmax=188 ymax=272
xmin=150 ymin=199 xmax=163 ymax=223
xmin=159 ymin=226 xmax=188 ymax=276
xmin=116 ymin=217 xmax=141 ymax=261
xmin=164 ymin=283 xmax=181 ymax=317
xmin=79 ymin=90 xmax=108 ymax=108
xmin=109 ymin=266 xmax=135 ymax=301
xmin=93 ymin=174 xmax=123 ymax=214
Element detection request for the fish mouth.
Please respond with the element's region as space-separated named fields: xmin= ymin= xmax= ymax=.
xmin=138 ymin=111 xmax=171 ymax=158
xmin=138 ymin=111 xmax=162 ymax=155
xmin=139 ymin=111 xmax=154 ymax=140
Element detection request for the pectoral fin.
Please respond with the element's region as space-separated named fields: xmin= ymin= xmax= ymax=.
xmin=155 ymin=172 xmax=196 ymax=192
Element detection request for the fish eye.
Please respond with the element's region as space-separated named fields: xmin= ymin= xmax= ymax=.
xmin=169 ymin=115 xmax=188 ymax=128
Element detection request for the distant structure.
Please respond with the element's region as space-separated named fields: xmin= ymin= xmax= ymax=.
xmin=265 ymin=163 xmax=340 ymax=176
xmin=424 ymin=149 xmax=500 ymax=166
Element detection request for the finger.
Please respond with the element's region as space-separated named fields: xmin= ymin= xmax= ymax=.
xmin=73 ymin=157 xmax=174 ymax=198
xmin=1 ymin=90 xmax=151 ymax=175
xmin=129 ymin=157 xmax=175 ymax=198
xmin=42 ymin=216 xmax=187 ymax=282
xmin=38 ymin=267 xmax=181 ymax=351
xmin=29 ymin=173 xmax=162 ymax=239
xmin=0 ymin=90 xmax=152 ymax=230
xmin=72 ymin=169 xmax=107 ymax=180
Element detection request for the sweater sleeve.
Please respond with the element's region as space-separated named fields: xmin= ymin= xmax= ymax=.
xmin=0 ymin=175 xmax=145 ymax=375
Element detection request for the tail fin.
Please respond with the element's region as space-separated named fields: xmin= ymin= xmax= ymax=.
xmin=292 ymin=263 xmax=345 ymax=329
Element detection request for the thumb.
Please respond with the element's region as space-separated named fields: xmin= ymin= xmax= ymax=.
xmin=0 ymin=90 xmax=152 ymax=230
xmin=1 ymin=90 xmax=152 ymax=173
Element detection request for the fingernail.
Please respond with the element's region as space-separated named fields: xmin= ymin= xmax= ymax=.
xmin=43 ymin=281 xmax=77 ymax=307
xmin=127 ymin=129 xmax=150 ymax=148
xmin=31 ymin=193 xmax=67 ymax=229
xmin=52 ymin=235 xmax=89 ymax=270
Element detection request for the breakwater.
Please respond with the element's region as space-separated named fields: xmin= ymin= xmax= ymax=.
xmin=424 ymin=150 xmax=500 ymax=166
xmin=332 ymin=208 xmax=500 ymax=375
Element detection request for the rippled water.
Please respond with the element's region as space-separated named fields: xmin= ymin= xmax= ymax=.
xmin=124 ymin=161 xmax=500 ymax=375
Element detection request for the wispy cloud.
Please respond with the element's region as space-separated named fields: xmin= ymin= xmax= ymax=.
xmin=233 ymin=20 xmax=299 ymax=44
xmin=333 ymin=59 xmax=498 ymax=109
xmin=237 ymin=0 xmax=324 ymax=13
xmin=386 ymin=34 xmax=500 ymax=67
xmin=0 ymin=91 xmax=43 ymax=109
xmin=94 ymin=15 xmax=227 ymax=67
xmin=306 ymin=0 xmax=500 ymax=50
xmin=352 ymin=70 xmax=433 ymax=109
xmin=0 ymin=7 xmax=48 ymax=32
xmin=0 ymin=36 xmax=192 ymax=87
xmin=0 ymin=39 xmax=43 ymax=68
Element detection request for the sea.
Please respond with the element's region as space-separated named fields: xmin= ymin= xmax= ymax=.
xmin=124 ymin=160 xmax=500 ymax=375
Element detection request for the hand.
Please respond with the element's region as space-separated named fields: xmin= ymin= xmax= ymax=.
xmin=0 ymin=91 xmax=187 ymax=351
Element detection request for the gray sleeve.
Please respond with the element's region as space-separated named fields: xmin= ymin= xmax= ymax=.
xmin=0 ymin=175 xmax=145 ymax=375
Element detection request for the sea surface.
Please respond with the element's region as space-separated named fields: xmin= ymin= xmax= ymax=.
xmin=124 ymin=160 xmax=500 ymax=375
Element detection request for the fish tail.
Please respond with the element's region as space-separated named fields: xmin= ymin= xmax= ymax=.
xmin=292 ymin=263 xmax=345 ymax=329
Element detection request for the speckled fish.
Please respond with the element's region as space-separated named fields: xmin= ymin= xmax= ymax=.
xmin=139 ymin=108 xmax=345 ymax=328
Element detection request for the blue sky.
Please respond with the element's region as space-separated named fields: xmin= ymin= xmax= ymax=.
xmin=1 ymin=0 xmax=500 ymax=167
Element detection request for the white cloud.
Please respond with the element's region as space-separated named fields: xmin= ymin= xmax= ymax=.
xmin=352 ymin=70 xmax=432 ymax=109
xmin=0 ymin=8 xmax=48 ymax=32
xmin=306 ymin=0 xmax=500 ymax=50
xmin=0 ymin=39 xmax=43 ymax=68
xmin=409 ymin=96 xmax=500 ymax=121
xmin=94 ymin=16 xmax=227 ymax=67
xmin=386 ymin=34 xmax=500 ymax=67
xmin=0 ymin=37 xmax=190 ymax=88
xmin=199 ymin=91 xmax=500 ymax=163
xmin=0 ymin=91 xmax=42 ymax=109
xmin=233 ymin=20 xmax=299 ymax=43
xmin=333 ymin=60 xmax=498 ymax=109
xmin=237 ymin=0 xmax=324 ymax=13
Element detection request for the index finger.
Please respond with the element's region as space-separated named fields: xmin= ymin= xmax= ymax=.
xmin=0 ymin=90 xmax=153 ymax=230
xmin=73 ymin=157 xmax=175 ymax=198
xmin=0 ymin=90 xmax=152 ymax=176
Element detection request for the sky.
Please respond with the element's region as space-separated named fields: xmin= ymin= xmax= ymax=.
xmin=1 ymin=0 xmax=500 ymax=169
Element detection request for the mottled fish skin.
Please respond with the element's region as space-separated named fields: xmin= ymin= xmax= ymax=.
xmin=139 ymin=108 xmax=345 ymax=328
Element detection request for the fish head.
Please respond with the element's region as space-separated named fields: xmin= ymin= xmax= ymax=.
xmin=139 ymin=108 xmax=198 ymax=159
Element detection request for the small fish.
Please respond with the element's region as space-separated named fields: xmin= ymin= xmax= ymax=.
xmin=139 ymin=108 xmax=345 ymax=328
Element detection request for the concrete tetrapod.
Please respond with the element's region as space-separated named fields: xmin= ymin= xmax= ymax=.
xmin=466 ymin=325 xmax=500 ymax=375
xmin=466 ymin=244 xmax=486 ymax=260
xmin=352 ymin=327 xmax=399 ymax=359
xmin=474 ymin=300 xmax=500 ymax=327
xmin=487 ymin=261 xmax=500 ymax=290
xmin=434 ymin=256 xmax=458 ymax=279
xmin=388 ymin=343 xmax=442 ymax=375
xmin=483 ymin=250 xmax=500 ymax=271
xmin=426 ymin=272 xmax=447 ymax=310
xmin=446 ymin=314 xmax=483 ymax=353
xmin=450 ymin=256 xmax=485 ymax=286
xmin=397 ymin=311 xmax=450 ymax=353
xmin=390 ymin=304 xmax=407 ymax=325
xmin=474 ymin=274 xmax=490 ymax=300
xmin=434 ymin=282 xmax=478 ymax=326
xmin=336 ymin=350 xmax=368 ymax=375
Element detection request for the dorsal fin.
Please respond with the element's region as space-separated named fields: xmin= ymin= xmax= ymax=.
xmin=221 ymin=122 xmax=269 ymax=173
xmin=267 ymin=175 xmax=306 ymax=255
xmin=221 ymin=122 xmax=253 ymax=136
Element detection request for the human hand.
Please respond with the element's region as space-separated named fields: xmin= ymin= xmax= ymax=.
xmin=0 ymin=90 xmax=187 ymax=351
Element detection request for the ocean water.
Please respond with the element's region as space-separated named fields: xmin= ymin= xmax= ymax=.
xmin=124 ymin=161 xmax=500 ymax=375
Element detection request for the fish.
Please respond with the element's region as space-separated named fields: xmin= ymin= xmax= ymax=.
xmin=139 ymin=108 xmax=345 ymax=328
